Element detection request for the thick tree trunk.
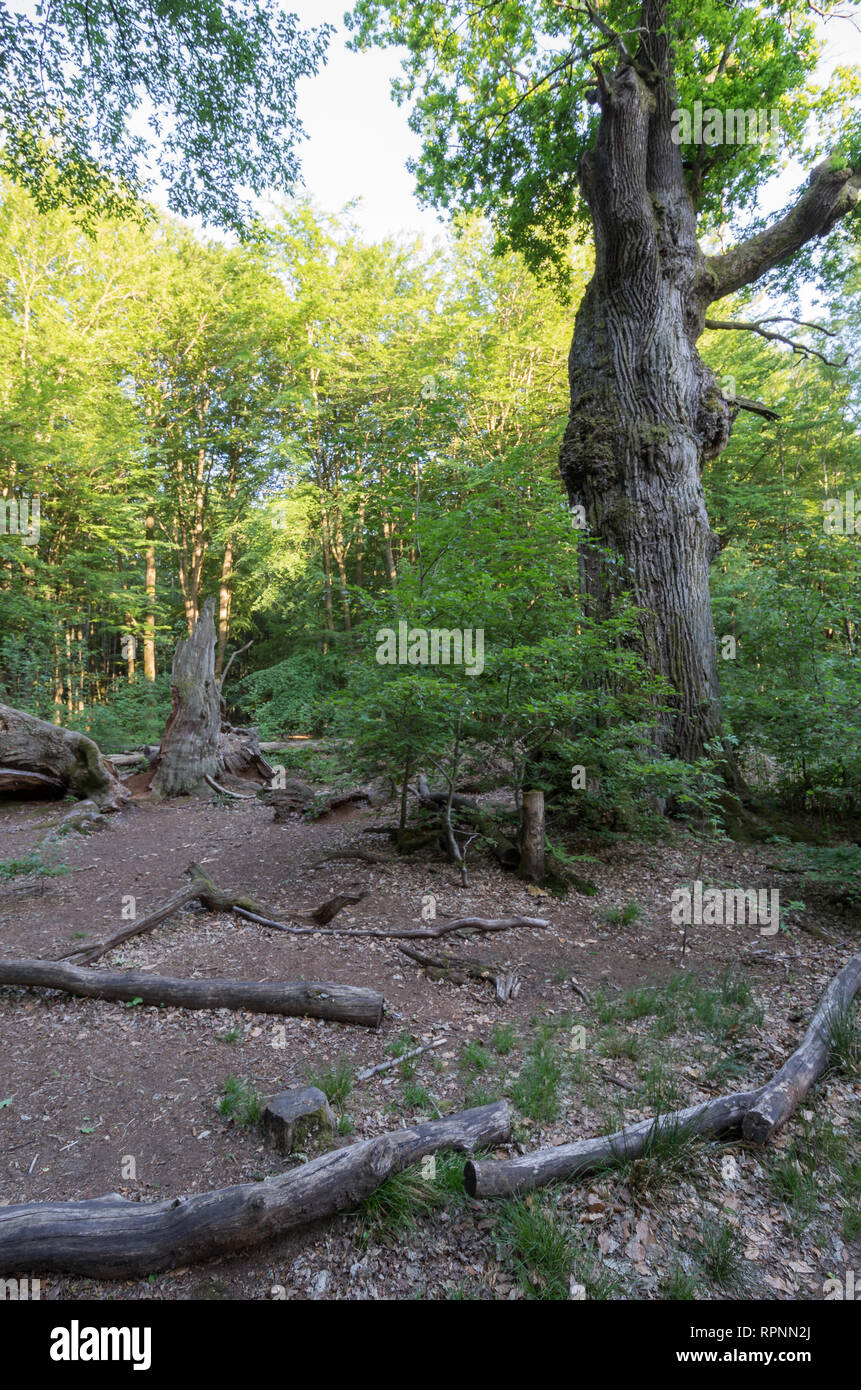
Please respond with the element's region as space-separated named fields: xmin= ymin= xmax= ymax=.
xmin=151 ymin=597 xmax=221 ymax=796
xmin=559 ymin=14 xmax=731 ymax=761
xmin=0 ymin=704 xmax=128 ymax=810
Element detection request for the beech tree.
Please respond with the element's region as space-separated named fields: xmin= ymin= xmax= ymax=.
xmin=0 ymin=0 xmax=330 ymax=227
xmin=349 ymin=0 xmax=861 ymax=761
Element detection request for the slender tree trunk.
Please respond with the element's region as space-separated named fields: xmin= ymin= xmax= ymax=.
xmin=144 ymin=512 xmax=156 ymax=681
xmin=215 ymin=539 xmax=234 ymax=679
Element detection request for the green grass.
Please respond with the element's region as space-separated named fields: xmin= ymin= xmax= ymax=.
xmin=491 ymin=1023 xmax=517 ymax=1055
xmin=827 ymin=1004 xmax=861 ymax=1077
xmin=600 ymin=1031 xmax=642 ymax=1061
xmin=600 ymin=901 xmax=643 ymax=927
xmin=495 ymin=1197 xmax=573 ymax=1300
xmin=401 ymin=1081 xmax=440 ymax=1115
xmin=510 ymin=1036 xmax=564 ymax=1124
xmin=617 ymin=1115 xmax=703 ymax=1197
xmin=660 ymin=1263 xmax=699 ymax=1299
xmin=356 ymin=1165 xmax=440 ymax=1241
xmin=0 ymin=849 xmax=66 ymax=880
xmin=459 ymin=1040 xmax=493 ymax=1074
xmin=217 ymin=1076 xmax=263 ymax=1127
xmin=694 ymin=1214 xmax=745 ymax=1291
xmin=307 ymin=1056 xmax=354 ymax=1109
xmin=216 ymin=1026 xmax=241 ymax=1044
xmin=495 ymin=1195 xmax=619 ymax=1300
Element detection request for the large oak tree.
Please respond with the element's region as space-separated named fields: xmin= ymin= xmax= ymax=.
xmin=349 ymin=0 xmax=861 ymax=761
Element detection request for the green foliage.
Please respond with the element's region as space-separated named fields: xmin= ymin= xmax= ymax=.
xmin=347 ymin=1 xmax=840 ymax=290
xmin=235 ymin=651 xmax=339 ymax=737
xmin=0 ymin=849 xmax=66 ymax=880
xmin=217 ymin=1076 xmax=263 ymax=1127
xmin=0 ymin=1 xmax=330 ymax=227
xmin=307 ymin=1057 xmax=355 ymax=1110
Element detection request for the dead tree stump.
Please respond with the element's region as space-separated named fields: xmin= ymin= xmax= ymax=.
xmin=151 ymin=599 xmax=221 ymax=797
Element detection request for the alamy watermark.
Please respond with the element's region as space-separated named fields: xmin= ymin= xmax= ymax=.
xmin=823 ymin=489 xmax=860 ymax=535
xmin=671 ymin=881 xmax=779 ymax=935
xmin=375 ymin=621 xmax=485 ymax=676
xmin=671 ymin=102 xmax=780 ymax=150
xmin=0 ymin=491 xmax=40 ymax=545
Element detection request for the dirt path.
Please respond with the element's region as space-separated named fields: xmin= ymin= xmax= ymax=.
xmin=0 ymin=792 xmax=858 ymax=1300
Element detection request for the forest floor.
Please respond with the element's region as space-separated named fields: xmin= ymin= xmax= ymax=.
xmin=0 ymin=765 xmax=858 ymax=1301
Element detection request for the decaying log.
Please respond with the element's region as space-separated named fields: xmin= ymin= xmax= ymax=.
xmin=56 ymin=863 xmax=365 ymax=965
xmin=204 ymin=774 xmax=259 ymax=800
xmin=0 ymin=767 xmax=66 ymax=795
xmin=0 ymin=705 xmax=128 ymax=811
xmin=215 ymin=723 xmax=273 ymax=783
xmin=0 ymin=1102 xmax=510 ymax=1277
xmin=0 ymin=958 xmax=384 ymax=1027
xmin=465 ymin=950 xmax=861 ymax=1198
xmin=260 ymin=780 xmax=315 ymax=819
xmin=741 ymin=949 xmax=861 ymax=1144
xmin=465 ymin=1091 xmax=757 ymax=1197
xmin=398 ymin=943 xmax=521 ymax=1002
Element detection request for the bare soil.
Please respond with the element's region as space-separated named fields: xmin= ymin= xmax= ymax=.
xmin=0 ymin=785 xmax=858 ymax=1301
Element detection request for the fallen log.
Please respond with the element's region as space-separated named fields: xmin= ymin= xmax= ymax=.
xmin=465 ymin=1090 xmax=756 ymax=1197
xmin=0 ymin=1102 xmax=509 ymax=1277
xmin=741 ymin=949 xmax=861 ymax=1144
xmin=0 ymin=705 xmax=128 ymax=810
xmin=0 ymin=958 xmax=384 ymax=1028
xmin=465 ymin=950 xmax=861 ymax=1198
xmin=0 ymin=767 xmax=66 ymax=795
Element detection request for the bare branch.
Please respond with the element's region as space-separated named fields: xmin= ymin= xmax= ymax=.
xmin=705 ymin=316 xmax=847 ymax=368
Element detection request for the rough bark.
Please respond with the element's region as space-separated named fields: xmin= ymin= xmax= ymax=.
xmin=0 ymin=704 xmax=128 ymax=810
xmin=518 ymin=788 xmax=546 ymax=883
xmin=466 ymin=949 xmax=861 ymax=1197
xmin=151 ymin=597 xmax=221 ymax=797
xmin=0 ymin=958 xmax=384 ymax=1027
xmin=559 ymin=1 xmax=861 ymax=761
xmin=0 ymin=1102 xmax=510 ymax=1277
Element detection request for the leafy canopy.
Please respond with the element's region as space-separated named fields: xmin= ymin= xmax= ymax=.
xmin=0 ymin=0 xmax=331 ymax=227
xmin=347 ymin=0 xmax=860 ymax=290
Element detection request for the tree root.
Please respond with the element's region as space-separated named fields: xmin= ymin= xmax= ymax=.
xmin=53 ymin=863 xmax=366 ymax=965
xmin=52 ymin=863 xmax=548 ymax=962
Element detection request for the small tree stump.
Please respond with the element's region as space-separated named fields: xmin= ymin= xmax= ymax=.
xmin=262 ymin=1087 xmax=335 ymax=1153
